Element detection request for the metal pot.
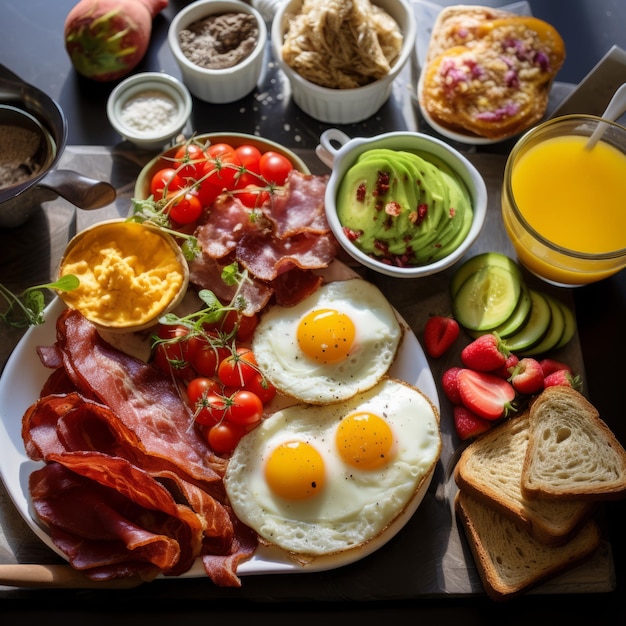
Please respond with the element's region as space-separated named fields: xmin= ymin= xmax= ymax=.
xmin=0 ymin=65 xmax=116 ymax=228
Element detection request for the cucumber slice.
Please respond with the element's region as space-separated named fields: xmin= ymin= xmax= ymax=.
xmin=450 ymin=252 xmax=523 ymax=297
xmin=518 ymin=293 xmax=565 ymax=356
xmin=466 ymin=283 xmax=532 ymax=339
xmin=492 ymin=283 xmax=532 ymax=338
xmin=554 ymin=300 xmax=577 ymax=349
xmin=506 ymin=289 xmax=552 ymax=352
xmin=453 ymin=265 xmax=522 ymax=332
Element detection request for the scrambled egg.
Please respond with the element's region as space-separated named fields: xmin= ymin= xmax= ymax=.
xmin=59 ymin=221 xmax=186 ymax=329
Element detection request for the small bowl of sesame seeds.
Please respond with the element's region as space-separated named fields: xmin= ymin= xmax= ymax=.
xmin=107 ymin=72 xmax=193 ymax=150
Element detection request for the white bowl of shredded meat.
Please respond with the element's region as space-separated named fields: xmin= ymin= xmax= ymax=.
xmin=271 ymin=0 xmax=416 ymax=124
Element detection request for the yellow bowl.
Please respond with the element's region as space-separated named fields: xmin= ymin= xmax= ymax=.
xmin=58 ymin=219 xmax=189 ymax=332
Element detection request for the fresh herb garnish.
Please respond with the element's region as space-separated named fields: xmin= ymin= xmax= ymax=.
xmin=0 ymin=275 xmax=79 ymax=328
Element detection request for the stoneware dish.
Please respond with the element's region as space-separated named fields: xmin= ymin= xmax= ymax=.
xmin=316 ymin=129 xmax=488 ymax=278
xmin=134 ymin=132 xmax=310 ymax=199
xmin=168 ymin=0 xmax=267 ymax=104
xmin=107 ymin=72 xmax=192 ymax=150
xmin=271 ymin=0 xmax=416 ymax=124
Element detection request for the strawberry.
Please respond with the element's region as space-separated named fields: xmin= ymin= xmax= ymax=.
xmin=423 ymin=315 xmax=460 ymax=358
xmin=493 ymin=353 xmax=519 ymax=379
xmin=457 ymin=368 xmax=516 ymax=420
xmin=539 ymin=358 xmax=572 ymax=377
xmin=509 ymin=357 xmax=544 ymax=395
xmin=453 ymin=405 xmax=492 ymax=440
xmin=441 ymin=366 xmax=463 ymax=404
xmin=544 ymin=369 xmax=582 ymax=391
xmin=461 ymin=333 xmax=510 ymax=372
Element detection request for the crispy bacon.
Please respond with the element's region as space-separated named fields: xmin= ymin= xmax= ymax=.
xmin=29 ymin=455 xmax=203 ymax=579
xmin=53 ymin=309 xmax=226 ymax=489
xmin=24 ymin=310 xmax=258 ymax=585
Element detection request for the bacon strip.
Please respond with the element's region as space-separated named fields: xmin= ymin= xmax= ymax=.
xmin=30 ymin=456 xmax=202 ymax=579
xmin=53 ymin=309 xmax=226 ymax=489
xmin=24 ymin=310 xmax=258 ymax=585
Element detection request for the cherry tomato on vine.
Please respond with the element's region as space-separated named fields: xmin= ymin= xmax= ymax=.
xmin=237 ymin=184 xmax=270 ymax=208
xmin=174 ymin=144 xmax=206 ymax=181
xmin=195 ymin=177 xmax=222 ymax=207
xmin=244 ymin=372 xmax=277 ymax=405
xmin=206 ymin=143 xmax=235 ymax=159
xmin=206 ymin=421 xmax=246 ymax=455
xmin=218 ymin=348 xmax=258 ymax=387
xmin=167 ymin=191 xmax=203 ymax=225
xmin=153 ymin=324 xmax=192 ymax=378
xmin=234 ymin=169 xmax=264 ymax=190
xmin=226 ymin=389 xmax=263 ymax=426
xmin=187 ymin=377 xmax=220 ymax=406
xmin=151 ymin=168 xmax=185 ymax=200
xmin=186 ymin=333 xmax=230 ymax=377
xmin=195 ymin=392 xmax=229 ymax=426
xmin=203 ymin=150 xmax=241 ymax=190
xmin=259 ymin=151 xmax=293 ymax=185
xmin=234 ymin=144 xmax=262 ymax=174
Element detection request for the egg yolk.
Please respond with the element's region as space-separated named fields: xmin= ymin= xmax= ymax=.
xmin=296 ymin=308 xmax=356 ymax=364
xmin=336 ymin=411 xmax=394 ymax=470
xmin=265 ymin=441 xmax=326 ymax=500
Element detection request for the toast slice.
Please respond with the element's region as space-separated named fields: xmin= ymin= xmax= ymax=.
xmin=455 ymin=491 xmax=601 ymax=601
xmin=522 ymin=387 xmax=626 ymax=501
xmin=454 ymin=413 xmax=594 ymax=545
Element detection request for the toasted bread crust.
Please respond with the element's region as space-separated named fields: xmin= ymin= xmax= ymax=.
xmin=455 ymin=491 xmax=601 ymax=601
xmin=522 ymin=387 xmax=626 ymax=500
xmin=454 ymin=413 xmax=594 ymax=546
xmin=419 ymin=6 xmax=565 ymax=139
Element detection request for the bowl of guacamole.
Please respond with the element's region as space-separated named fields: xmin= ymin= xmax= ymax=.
xmin=317 ymin=129 xmax=487 ymax=277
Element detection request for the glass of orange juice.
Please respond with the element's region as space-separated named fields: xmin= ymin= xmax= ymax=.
xmin=502 ymin=115 xmax=626 ymax=286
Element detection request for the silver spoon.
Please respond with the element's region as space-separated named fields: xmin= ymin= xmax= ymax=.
xmin=585 ymin=82 xmax=626 ymax=150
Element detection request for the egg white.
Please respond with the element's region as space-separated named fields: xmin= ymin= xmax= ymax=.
xmin=252 ymin=279 xmax=403 ymax=404
xmin=223 ymin=378 xmax=441 ymax=557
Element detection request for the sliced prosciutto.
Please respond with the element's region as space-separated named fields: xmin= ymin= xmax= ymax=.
xmin=237 ymin=231 xmax=338 ymax=282
xmin=189 ymin=170 xmax=336 ymax=313
xmin=263 ymin=170 xmax=330 ymax=238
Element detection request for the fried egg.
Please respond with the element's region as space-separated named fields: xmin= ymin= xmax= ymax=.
xmin=223 ymin=378 xmax=441 ymax=557
xmin=252 ymin=279 xmax=403 ymax=404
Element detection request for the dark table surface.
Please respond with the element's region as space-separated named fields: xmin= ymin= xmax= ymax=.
xmin=1 ymin=1 xmax=626 ymax=624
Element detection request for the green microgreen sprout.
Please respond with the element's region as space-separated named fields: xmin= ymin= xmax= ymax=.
xmin=0 ymin=275 xmax=79 ymax=328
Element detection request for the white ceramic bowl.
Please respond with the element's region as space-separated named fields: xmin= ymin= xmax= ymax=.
xmin=271 ymin=0 xmax=416 ymax=124
xmin=107 ymin=72 xmax=192 ymax=150
xmin=168 ymin=0 xmax=267 ymax=104
xmin=317 ymin=129 xmax=488 ymax=278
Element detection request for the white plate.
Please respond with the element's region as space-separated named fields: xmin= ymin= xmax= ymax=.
xmin=414 ymin=0 xmax=532 ymax=145
xmin=0 ymin=261 xmax=439 ymax=578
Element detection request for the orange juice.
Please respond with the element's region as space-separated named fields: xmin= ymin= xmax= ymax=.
xmin=512 ymin=134 xmax=626 ymax=253
xmin=503 ymin=125 xmax=626 ymax=286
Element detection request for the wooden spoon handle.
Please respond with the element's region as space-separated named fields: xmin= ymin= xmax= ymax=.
xmin=0 ymin=563 xmax=143 ymax=589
